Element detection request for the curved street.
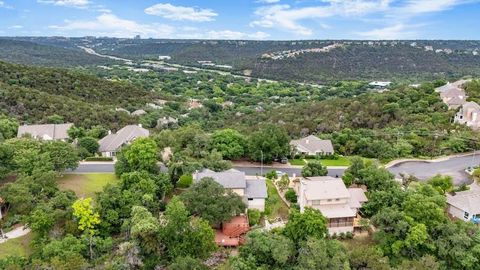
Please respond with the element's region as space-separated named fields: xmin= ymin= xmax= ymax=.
xmin=72 ymin=153 xmax=478 ymax=185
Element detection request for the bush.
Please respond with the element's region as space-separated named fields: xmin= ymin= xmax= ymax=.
xmin=84 ymin=157 xmax=113 ymax=162
xmin=266 ymin=170 xmax=278 ymax=179
xmin=345 ymin=231 xmax=353 ymax=239
xmin=177 ymin=174 xmax=193 ymax=188
xmin=285 ymin=188 xmax=298 ymax=203
xmin=247 ymin=209 xmax=262 ymax=226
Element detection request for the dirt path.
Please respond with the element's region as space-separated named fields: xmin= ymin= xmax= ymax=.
xmin=0 ymin=226 xmax=31 ymax=244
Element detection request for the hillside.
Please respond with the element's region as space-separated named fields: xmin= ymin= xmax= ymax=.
xmin=0 ymin=39 xmax=114 ymax=67
xmin=0 ymin=61 xmax=156 ymax=129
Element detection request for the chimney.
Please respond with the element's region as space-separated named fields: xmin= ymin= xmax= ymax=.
xmin=108 ymin=130 xmax=112 ymax=135
xmin=306 ymin=139 xmax=309 ymax=144
xmin=138 ymin=124 xmax=142 ymax=128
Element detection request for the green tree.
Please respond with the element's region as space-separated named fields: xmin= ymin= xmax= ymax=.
xmin=130 ymin=206 xmax=161 ymax=255
xmin=42 ymin=140 xmax=80 ymax=172
xmin=115 ymin=138 xmax=159 ymax=176
xmin=248 ymin=125 xmax=290 ymax=163
xmin=159 ymin=197 xmax=216 ymax=260
xmin=238 ymin=231 xmax=295 ymax=268
xmin=180 ymin=178 xmax=246 ymax=225
xmin=72 ymin=198 xmax=101 ymax=259
xmin=77 ymin=137 xmax=99 ymax=155
xmin=285 ymin=188 xmax=298 ymax=203
xmin=0 ymin=116 xmax=18 ymax=140
xmin=283 ymin=208 xmax=328 ymax=243
xmin=211 ymin=129 xmax=246 ymax=160
xmin=301 ymin=161 xmax=328 ymax=177
xmin=295 ymin=238 xmax=350 ymax=270
xmin=427 ymin=174 xmax=453 ymax=194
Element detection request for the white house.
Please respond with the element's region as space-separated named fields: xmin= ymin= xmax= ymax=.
xmin=193 ymin=169 xmax=268 ymax=211
xmin=98 ymin=124 xmax=149 ymax=157
xmin=454 ymin=101 xmax=480 ymax=129
xmin=290 ymin=135 xmax=334 ymax=156
xmin=298 ymin=176 xmax=367 ymax=234
xmin=447 ymin=190 xmax=480 ymax=222
xmin=17 ymin=123 xmax=73 ymax=141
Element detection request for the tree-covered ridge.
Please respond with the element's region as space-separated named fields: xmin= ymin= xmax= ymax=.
xmin=0 ymin=61 xmax=161 ymax=128
xmin=0 ymin=39 xmax=114 ymax=68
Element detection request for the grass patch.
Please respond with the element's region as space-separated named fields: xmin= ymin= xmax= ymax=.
xmin=0 ymin=233 xmax=33 ymax=259
xmin=58 ymin=173 xmax=118 ymax=198
xmin=264 ymin=179 xmax=289 ymax=222
xmin=289 ymin=159 xmax=306 ymax=166
xmin=305 ymin=156 xmax=351 ymax=166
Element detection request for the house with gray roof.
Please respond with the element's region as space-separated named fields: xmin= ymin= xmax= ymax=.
xmin=447 ymin=190 xmax=480 ymax=222
xmin=17 ymin=123 xmax=73 ymax=141
xmin=298 ymin=176 xmax=367 ymax=234
xmin=99 ymin=124 xmax=149 ymax=157
xmin=193 ymin=169 xmax=268 ymax=211
xmin=440 ymin=87 xmax=467 ymax=109
xmin=291 ymin=135 xmax=334 ymax=156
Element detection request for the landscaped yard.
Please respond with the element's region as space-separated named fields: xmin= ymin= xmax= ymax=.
xmin=0 ymin=233 xmax=33 ymax=259
xmin=264 ymin=179 xmax=290 ymax=222
xmin=289 ymin=159 xmax=306 ymax=166
xmin=58 ymin=173 xmax=118 ymax=198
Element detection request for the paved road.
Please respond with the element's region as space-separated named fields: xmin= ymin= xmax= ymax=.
xmin=73 ymin=154 xmax=478 ymax=185
xmin=388 ymin=154 xmax=477 ymax=185
xmin=72 ymin=163 xmax=345 ymax=178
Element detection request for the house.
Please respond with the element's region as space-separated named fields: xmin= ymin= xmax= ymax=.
xmin=98 ymin=124 xmax=149 ymax=157
xmin=298 ymin=176 xmax=367 ymax=234
xmin=131 ymin=109 xmax=146 ymax=116
xmin=454 ymin=101 xmax=480 ymax=129
xmin=156 ymin=116 xmax=178 ymax=129
xmin=290 ymin=135 xmax=334 ymax=156
xmin=193 ymin=169 xmax=268 ymax=211
xmin=447 ymin=190 xmax=480 ymax=222
xmin=368 ymin=81 xmax=391 ymax=88
xmin=440 ymin=87 xmax=467 ymax=109
xmin=17 ymin=123 xmax=73 ymax=141
xmin=215 ymin=215 xmax=250 ymax=247
xmin=188 ymin=99 xmax=204 ymax=110
xmin=435 ymin=79 xmax=471 ymax=93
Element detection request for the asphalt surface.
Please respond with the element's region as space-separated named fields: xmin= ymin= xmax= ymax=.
xmin=71 ymin=154 xmax=477 ymax=185
xmin=71 ymin=163 xmax=345 ymax=178
xmin=388 ymin=154 xmax=477 ymax=185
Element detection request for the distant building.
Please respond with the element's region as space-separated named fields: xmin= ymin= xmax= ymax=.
xmin=455 ymin=101 xmax=480 ymax=129
xmin=215 ymin=215 xmax=250 ymax=247
xmin=99 ymin=124 xmax=149 ymax=157
xmin=435 ymin=79 xmax=471 ymax=93
xmin=158 ymin=55 xmax=171 ymax=60
xmin=297 ymin=176 xmax=367 ymax=234
xmin=134 ymin=35 xmax=141 ymax=40
xmin=290 ymin=135 xmax=334 ymax=156
xmin=17 ymin=123 xmax=73 ymax=141
xmin=447 ymin=190 xmax=480 ymax=222
xmin=368 ymin=81 xmax=392 ymax=88
xmin=193 ymin=169 xmax=267 ymax=211
xmin=156 ymin=116 xmax=178 ymax=129
xmin=188 ymin=99 xmax=203 ymax=110
xmin=440 ymin=87 xmax=467 ymax=109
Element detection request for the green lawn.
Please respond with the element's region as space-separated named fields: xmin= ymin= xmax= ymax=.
xmin=0 ymin=233 xmax=33 ymax=259
xmin=58 ymin=173 xmax=118 ymax=198
xmin=305 ymin=156 xmax=351 ymax=166
xmin=264 ymin=179 xmax=290 ymax=222
xmin=289 ymin=159 xmax=306 ymax=166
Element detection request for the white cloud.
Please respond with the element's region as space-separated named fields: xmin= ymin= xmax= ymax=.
xmin=9 ymin=25 xmax=24 ymax=29
xmin=49 ymin=13 xmax=175 ymax=38
xmin=0 ymin=1 xmax=13 ymax=9
xmin=250 ymin=1 xmax=391 ymax=36
xmin=357 ymin=23 xmax=419 ymax=39
xmin=0 ymin=1 xmax=4 ymax=7
xmin=399 ymin=0 xmax=477 ymax=14
xmin=206 ymin=30 xmax=270 ymax=40
xmin=145 ymin=3 xmax=217 ymax=22
xmin=37 ymin=0 xmax=90 ymax=8
xmin=256 ymin=0 xmax=280 ymax=3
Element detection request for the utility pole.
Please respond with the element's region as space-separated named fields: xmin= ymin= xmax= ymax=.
xmin=260 ymin=150 xmax=264 ymax=176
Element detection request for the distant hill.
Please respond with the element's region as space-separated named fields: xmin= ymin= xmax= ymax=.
xmin=0 ymin=39 xmax=115 ymax=67
xmin=0 ymin=60 xmax=156 ymax=129
xmin=3 ymin=37 xmax=480 ymax=82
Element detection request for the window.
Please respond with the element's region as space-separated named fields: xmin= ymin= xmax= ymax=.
xmin=464 ymin=212 xmax=469 ymax=219
xmin=335 ymin=198 xmax=340 ymax=201
xmin=327 ymin=199 xmax=332 ymax=202
xmin=248 ymin=198 xmax=253 ymax=201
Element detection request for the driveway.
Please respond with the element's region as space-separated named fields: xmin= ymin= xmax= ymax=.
xmin=388 ymin=154 xmax=477 ymax=185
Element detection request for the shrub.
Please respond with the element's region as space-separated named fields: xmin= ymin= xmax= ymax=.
xmin=84 ymin=157 xmax=113 ymax=162
xmin=345 ymin=231 xmax=353 ymax=239
xmin=247 ymin=209 xmax=262 ymax=226
xmin=285 ymin=188 xmax=298 ymax=203
xmin=177 ymin=174 xmax=193 ymax=188
xmin=266 ymin=170 xmax=277 ymax=179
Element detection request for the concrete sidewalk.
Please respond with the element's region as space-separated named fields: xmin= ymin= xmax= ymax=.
xmin=0 ymin=226 xmax=31 ymax=244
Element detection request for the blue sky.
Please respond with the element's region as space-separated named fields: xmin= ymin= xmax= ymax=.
xmin=0 ymin=0 xmax=479 ymax=40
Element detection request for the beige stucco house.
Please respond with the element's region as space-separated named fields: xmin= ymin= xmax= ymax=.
xmin=298 ymin=176 xmax=367 ymax=234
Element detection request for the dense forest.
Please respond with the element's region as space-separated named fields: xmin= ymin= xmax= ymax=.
xmin=0 ymin=39 xmax=114 ymax=67
xmin=2 ymin=37 xmax=480 ymax=82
